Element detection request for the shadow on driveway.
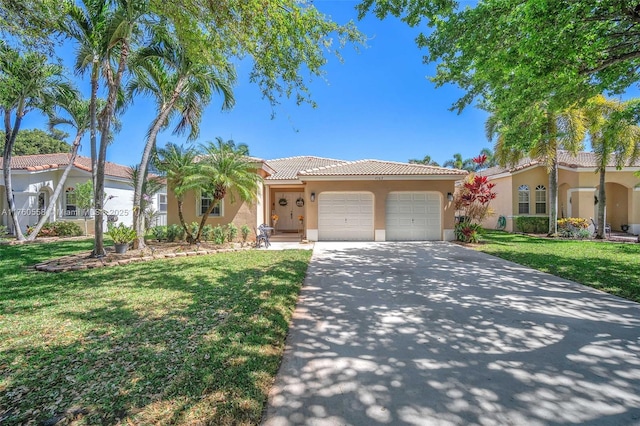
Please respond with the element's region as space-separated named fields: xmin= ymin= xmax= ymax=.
xmin=262 ymin=242 xmax=640 ymax=425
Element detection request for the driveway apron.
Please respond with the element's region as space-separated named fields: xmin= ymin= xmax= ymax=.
xmin=262 ymin=242 xmax=640 ymax=426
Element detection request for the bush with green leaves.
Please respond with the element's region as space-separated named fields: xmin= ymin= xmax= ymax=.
xmin=28 ymin=221 xmax=83 ymax=238
xmin=455 ymin=222 xmax=483 ymax=243
xmin=0 ymin=225 xmax=8 ymax=238
xmin=189 ymin=221 xmax=200 ymax=236
xmin=151 ymin=226 xmax=167 ymax=241
xmin=557 ymin=217 xmax=589 ymax=238
xmin=201 ymin=224 xmax=214 ymax=241
xmin=515 ymin=216 xmax=549 ymax=234
xmin=212 ymin=225 xmax=225 ymax=245
xmin=226 ymin=223 xmax=238 ymax=243
xmin=106 ymin=223 xmax=137 ymax=244
xmin=241 ymin=224 xmax=251 ymax=244
xmin=166 ymin=224 xmax=184 ymax=242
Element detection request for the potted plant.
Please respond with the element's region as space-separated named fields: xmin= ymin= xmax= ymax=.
xmin=107 ymin=223 xmax=137 ymax=254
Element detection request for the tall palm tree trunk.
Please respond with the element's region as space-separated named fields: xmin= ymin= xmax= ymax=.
xmin=26 ymin=132 xmax=82 ymax=240
xmin=132 ymin=79 xmax=186 ymax=249
xmin=90 ymin=60 xmax=99 ymax=188
xmin=3 ymin=113 xmax=26 ymax=241
xmin=176 ymin=199 xmax=193 ymax=242
xmin=548 ymin=153 xmax=559 ymax=235
xmin=596 ymin=168 xmax=607 ymax=239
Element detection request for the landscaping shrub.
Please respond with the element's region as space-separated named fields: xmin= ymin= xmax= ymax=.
xmin=454 ymin=222 xmax=483 ymax=243
xmin=226 ymin=223 xmax=238 ymax=243
xmin=53 ymin=221 xmax=83 ymax=237
xmin=201 ymin=224 xmax=214 ymax=241
xmin=189 ymin=221 xmax=200 ymax=236
xmin=212 ymin=225 xmax=225 ymax=245
xmin=557 ymin=217 xmax=590 ymax=238
xmin=151 ymin=226 xmax=167 ymax=241
xmin=0 ymin=225 xmax=8 ymax=238
xmin=241 ymin=224 xmax=251 ymax=245
xmin=166 ymin=224 xmax=184 ymax=242
xmin=515 ymin=216 xmax=549 ymax=233
xmin=28 ymin=221 xmax=83 ymax=238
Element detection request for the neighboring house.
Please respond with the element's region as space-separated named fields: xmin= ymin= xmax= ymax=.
xmin=478 ymin=151 xmax=640 ymax=234
xmin=0 ymin=153 xmax=154 ymax=234
xmin=169 ymin=156 xmax=467 ymax=241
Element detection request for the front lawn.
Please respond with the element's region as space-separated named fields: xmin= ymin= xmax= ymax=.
xmin=477 ymin=230 xmax=640 ymax=303
xmin=0 ymin=239 xmax=311 ymax=425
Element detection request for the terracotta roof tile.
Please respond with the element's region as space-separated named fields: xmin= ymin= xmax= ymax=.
xmin=265 ymin=156 xmax=347 ymax=180
xmin=298 ymin=159 xmax=468 ymax=177
xmin=0 ymin=153 xmax=132 ymax=179
xmin=480 ymin=150 xmax=640 ymax=177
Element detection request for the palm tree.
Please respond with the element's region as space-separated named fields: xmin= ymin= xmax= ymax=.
xmin=408 ymin=155 xmax=440 ymax=166
xmin=127 ymin=164 xmax=165 ymax=234
xmin=153 ymin=143 xmax=202 ymax=242
xmin=0 ymin=42 xmax=75 ymax=240
xmin=91 ymin=0 xmax=146 ymax=256
xmin=489 ymin=105 xmax=587 ymax=235
xmin=585 ymin=95 xmax=640 ymax=239
xmin=443 ymin=153 xmax=475 ymax=171
xmin=194 ymin=138 xmax=261 ymax=242
xmin=26 ymin=96 xmax=92 ymax=240
xmin=60 ymin=0 xmax=111 ymax=188
xmin=477 ymin=148 xmax=497 ymax=170
xmin=127 ymin=26 xmax=236 ymax=248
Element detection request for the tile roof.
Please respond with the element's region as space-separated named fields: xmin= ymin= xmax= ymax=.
xmin=265 ymin=156 xmax=348 ymax=180
xmin=298 ymin=159 xmax=468 ymax=177
xmin=479 ymin=150 xmax=640 ymax=177
xmin=0 ymin=153 xmax=132 ymax=179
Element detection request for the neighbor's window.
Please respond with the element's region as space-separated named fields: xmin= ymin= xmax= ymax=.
xmin=535 ymin=185 xmax=546 ymax=214
xmin=158 ymin=194 xmax=167 ymax=213
xmin=199 ymin=193 xmax=222 ymax=216
xmin=65 ymin=187 xmax=77 ymax=216
xmin=518 ymin=185 xmax=530 ymax=214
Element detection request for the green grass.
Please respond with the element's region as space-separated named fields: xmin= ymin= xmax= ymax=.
xmin=0 ymin=239 xmax=311 ymax=425
xmin=477 ymin=230 xmax=640 ymax=302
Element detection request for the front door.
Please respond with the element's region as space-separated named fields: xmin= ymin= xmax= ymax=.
xmin=275 ymin=192 xmax=305 ymax=231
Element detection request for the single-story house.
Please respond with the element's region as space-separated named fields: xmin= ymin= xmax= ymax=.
xmin=169 ymin=156 xmax=467 ymax=241
xmin=0 ymin=153 xmax=167 ymax=234
xmin=478 ymin=151 xmax=640 ymax=234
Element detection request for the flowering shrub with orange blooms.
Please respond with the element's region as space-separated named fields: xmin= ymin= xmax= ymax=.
xmin=298 ymin=215 xmax=304 ymax=222
xmin=454 ymin=154 xmax=497 ymax=242
xmin=271 ymin=214 xmax=279 ymax=222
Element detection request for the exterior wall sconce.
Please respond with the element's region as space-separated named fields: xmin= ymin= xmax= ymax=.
xmin=447 ymin=192 xmax=454 ymax=202
xmin=310 ymin=192 xmax=316 ymax=202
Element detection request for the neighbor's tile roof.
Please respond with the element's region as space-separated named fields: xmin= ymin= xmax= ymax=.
xmin=0 ymin=153 xmax=131 ymax=179
xmin=298 ymin=159 xmax=468 ymax=177
xmin=265 ymin=156 xmax=347 ymax=180
xmin=480 ymin=150 xmax=640 ymax=177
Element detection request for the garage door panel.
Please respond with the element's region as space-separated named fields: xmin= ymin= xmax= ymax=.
xmin=318 ymin=192 xmax=374 ymax=241
xmin=386 ymin=192 xmax=441 ymax=241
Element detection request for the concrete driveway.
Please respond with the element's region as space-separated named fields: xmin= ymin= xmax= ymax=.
xmin=262 ymin=242 xmax=640 ymax=426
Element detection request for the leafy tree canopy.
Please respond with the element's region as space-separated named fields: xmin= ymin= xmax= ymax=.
xmin=4 ymin=0 xmax=365 ymax=108
xmin=358 ymin=0 xmax=640 ymax=131
xmin=0 ymin=129 xmax=71 ymax=156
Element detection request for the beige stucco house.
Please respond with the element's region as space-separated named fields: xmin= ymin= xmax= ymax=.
xmin=478 ymin=151 xmax=640 ymax=234
xmin=168 ymin=156 xmax=467 ymax=241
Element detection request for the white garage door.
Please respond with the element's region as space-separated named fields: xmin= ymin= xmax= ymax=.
xmin=386 ymin=192 xmax=441 ymax=240
xmin=318 ymin=192 xmax=374 ymax=241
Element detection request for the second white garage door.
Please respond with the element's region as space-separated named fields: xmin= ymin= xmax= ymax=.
xmin=318 ymin=192 xmax=374 ymax=241
xmin=386 ymin=192 xmax=441 ymax=240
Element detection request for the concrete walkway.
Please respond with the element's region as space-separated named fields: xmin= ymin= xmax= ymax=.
xmin=262 ymin=242 xmax=640 ymax=425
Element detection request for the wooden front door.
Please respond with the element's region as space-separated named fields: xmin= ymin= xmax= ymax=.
xmin=274 ymin=192 xmax=305 ymax=231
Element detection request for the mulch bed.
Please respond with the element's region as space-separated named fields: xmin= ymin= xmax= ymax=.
xmin=31 ymin=241 xmax=253 ymax=273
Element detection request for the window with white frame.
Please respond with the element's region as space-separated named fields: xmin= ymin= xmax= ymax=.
xmin=518 ymin=185 xmax=530 ymax=214
xmin=199 ymin=192 xmax=222 ymax=216
xmin=65 ymin=187 xmax=77 ymax=216
xmin=535 ymin=185 xmax=546 ymax=214
xmin=158 ymin=194 xmax=167 ymax=213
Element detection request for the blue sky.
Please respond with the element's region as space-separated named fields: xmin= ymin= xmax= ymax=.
xmin=21 ymin=1 xmax=504 ymax=167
